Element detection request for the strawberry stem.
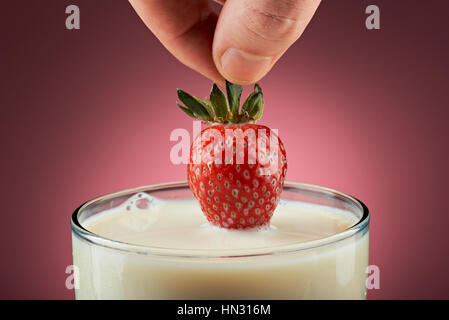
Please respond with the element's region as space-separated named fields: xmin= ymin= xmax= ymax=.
xmin=176 ymin=81 xmax=264 ymax=124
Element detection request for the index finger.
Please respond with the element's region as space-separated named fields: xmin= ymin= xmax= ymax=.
xmin=129 ymin=0 xmax=224 ymax=83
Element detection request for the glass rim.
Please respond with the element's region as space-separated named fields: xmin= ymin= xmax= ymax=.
xmin=71 ymin=181 xmax=370 ymax=258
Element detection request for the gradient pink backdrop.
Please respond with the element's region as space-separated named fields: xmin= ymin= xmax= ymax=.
xmin=1 ymin=0 xmax=448 ymax=299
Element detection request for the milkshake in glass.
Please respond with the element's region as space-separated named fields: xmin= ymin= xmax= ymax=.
xmin=71 ymin=182 xmax=369 ymax=299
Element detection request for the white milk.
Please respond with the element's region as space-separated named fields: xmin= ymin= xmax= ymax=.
xmin=72 ymin=194 xmax=369 ymax=299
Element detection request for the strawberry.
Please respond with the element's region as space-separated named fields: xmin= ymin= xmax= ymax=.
xmin=177 ymin=81 xmax=287 ymax=229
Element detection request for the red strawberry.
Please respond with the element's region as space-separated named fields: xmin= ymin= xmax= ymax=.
xmin=177 ymin=81 xmax=287 ymax=229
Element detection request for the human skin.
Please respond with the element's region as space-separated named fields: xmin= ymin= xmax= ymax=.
xmin=129 ymin=0 xmax=321 ymax=85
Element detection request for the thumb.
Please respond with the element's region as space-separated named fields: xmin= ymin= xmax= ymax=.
xmin=213 ymin=0 xmax=321 ymax=85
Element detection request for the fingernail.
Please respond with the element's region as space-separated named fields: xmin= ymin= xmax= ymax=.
xmin=220 ymin=48 xmax=272 ymax=83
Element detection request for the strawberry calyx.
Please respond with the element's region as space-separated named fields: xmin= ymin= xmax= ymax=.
xmin=177 ymin=81 xmax=264 ymax=124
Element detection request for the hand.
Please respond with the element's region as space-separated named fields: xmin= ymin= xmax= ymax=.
xmin=129 ymin=0 xmax=321 ymax=85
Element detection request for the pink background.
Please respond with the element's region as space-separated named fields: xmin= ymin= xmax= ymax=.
xmin=1 ymin=0 xmax=448 ymax=299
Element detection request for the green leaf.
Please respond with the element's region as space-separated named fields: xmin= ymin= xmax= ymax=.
xmin=226 ymin=80 xmax=243 ymax=118
xmin=177 ymin=89 xmax=211 ymax=121
xmin=194 ymin=96 xmax=216 ymax=119
xmin=209 ymin=84 xmax=228 ymax=118
xmin=242 ymin=83 xmax=264 ymax=121
xmin=241 ymin=92 xmax=256 ymax=114
xmin=251 ymin=93 xmax=264 ymax=120
xmin=243 ymin=92 xmax=263 ymax=120
xmin=177 ymin=103 xmax=196 ymax=118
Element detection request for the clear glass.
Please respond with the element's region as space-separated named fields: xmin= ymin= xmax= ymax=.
xmin=71 ymin=181 xmax=370 ymax=300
